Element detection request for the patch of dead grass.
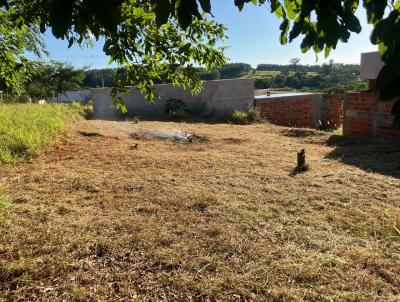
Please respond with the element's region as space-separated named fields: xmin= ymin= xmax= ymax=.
xmin=0 ymin=120 xmax=399 ymax=301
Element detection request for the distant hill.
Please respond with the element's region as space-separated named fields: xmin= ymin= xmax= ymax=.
xmin=82 ymin=62 xmax=367 ymax=93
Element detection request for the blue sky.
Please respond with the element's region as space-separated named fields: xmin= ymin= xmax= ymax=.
xmin=41 ymin=1 xmax=378 ymax=69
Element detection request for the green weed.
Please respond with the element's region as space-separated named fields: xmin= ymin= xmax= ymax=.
xmin=230 ymin=105 xmax=262 ymax=124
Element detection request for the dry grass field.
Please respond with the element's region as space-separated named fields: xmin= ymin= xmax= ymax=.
xmin=0 ymin=120 xmax=400 ymax=301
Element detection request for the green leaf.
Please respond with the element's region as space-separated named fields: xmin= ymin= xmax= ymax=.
xmin=377 ymin=64 xmax=400 ymax=100
xmin=344 ymin=0 xmax=359 ymax=12
xmin=364 ymin=0 xmax=388 ymax=23
xmin=49 ymin=0 xmax=74 ymax=38
xmin=280 ymin=33 xmax=288 ymax=44
xmin=271 ymin=0 xmax=286 ymax=18
xmin=342 ymin=12 xmax=361 ymax=33
xmin=284 ymin=0 xmax=297 ymax=19
xmin=235 ymin=0 xmax=249 ymax=11
xmin=152 ymin=0 xmax=171 ymax=26
xmin=378 ymin=42 xmax=387 ymax=55
xmin=324 ymin=46 xmax=331 ymax=58
xmin=199 ymin=0 xmax=212 ymax=13
xmin=289 ymin=19 xmax=303 ymax=41
xmin=176 ymin=0 xmax=201 ymax=29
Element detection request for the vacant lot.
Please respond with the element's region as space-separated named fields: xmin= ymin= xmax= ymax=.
xmin=0 ymin=120 xmax=399 ymax=301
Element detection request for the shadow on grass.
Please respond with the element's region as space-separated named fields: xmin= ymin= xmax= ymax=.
xmin=281 ymin=128 xmax=326 ymax=138
xmin=326 ymin=135 xmax=400 ymax=179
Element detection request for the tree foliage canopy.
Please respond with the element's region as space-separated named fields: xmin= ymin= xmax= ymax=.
xmin=0 ymin=8 xmax=46 ymax=95
xmin=0 ymin=0 xmax=400 ymax=122
xmin=26 ymin=61 xmax=85 ymax=101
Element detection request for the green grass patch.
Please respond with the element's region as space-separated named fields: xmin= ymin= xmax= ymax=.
xmin=241 ymin=70 xmax=320 ymax=80
xmin=240 ymin=70 xmax=281 ymax=79
xmin=230 ymin=105 xmax=262 ymax=124
xmin=0 ymin=103 xmax=84 ymax=162
xmin=332 ymin=127 xmax=343 ymax=136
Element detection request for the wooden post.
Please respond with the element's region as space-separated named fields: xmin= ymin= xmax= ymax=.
xmin=294 ymin=149 xmax=309 ymax=173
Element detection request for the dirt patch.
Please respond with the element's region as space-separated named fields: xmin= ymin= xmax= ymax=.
xmin=0 ymin=120 xmax=399 ymax=301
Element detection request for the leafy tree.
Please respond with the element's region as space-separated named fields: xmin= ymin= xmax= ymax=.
xmin=26 ymin=61 xmax=85 ymax=101
xmin=289 ymin=58 xmax=300 ymax=71
xmin=51 ymin=62 xmax=85 ymax=101
xmin=0 ymin=10 xmax=46 ymax=95
xmin=83 ymin=69 xmax=115 ymax=88
xmin=197 ymin=68 xmax=221 ymax=81
xmin=219 ymin=63 xmax=253 ymax=79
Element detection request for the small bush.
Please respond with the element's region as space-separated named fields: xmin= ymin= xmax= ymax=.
xmin=230 ymin=105 xmax=262 ymax=124
xmin=0 ymin=94 xmax=31 ymax=103
xmin=246 ymin=105 xmax=261 ymax=122
xmin=164 ymin=98 xmax=187 ymax=119
xmin=231 ymin=110 xmax=249 ymax=124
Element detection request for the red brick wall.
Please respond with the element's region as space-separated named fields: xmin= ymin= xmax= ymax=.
xmin=255 ymin=94 xmax=341 ymax=129
xmin=325 ymin=97 xmax=342 ymax=128
xmin=256 ymin=97 xmax=314 ymax=128
xmin=344 ymin=91 xmax=400 ymax=139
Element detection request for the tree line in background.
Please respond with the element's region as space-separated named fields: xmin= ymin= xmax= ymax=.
xmin=83 ymin=61 xmax=366 ymax=93
xmin=1 ymin=61 xmax=85 ymax=102
xmin=5 ymin=59 xmax=364 ymax=102
xmin=254 ymin=62 xmax=366 ymax=93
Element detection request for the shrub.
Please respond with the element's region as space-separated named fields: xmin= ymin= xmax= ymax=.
xmin=246 ymin=105 xmax=261 ymax=122
xmin=164 ymin=98 xmax=188 ymax=119
xmin=230 ymin=105 xmax=262 ymax=124
xmin=231 ymin=110 xmax=248 ymax=124
xmin=0 ymin=94 xmax=31 ymax=103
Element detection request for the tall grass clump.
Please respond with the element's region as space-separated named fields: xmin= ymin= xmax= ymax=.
xmin=0 ymin=103 xmax=83 ymax=162
xmin=230 ymin=105 xmax=262 ymax=124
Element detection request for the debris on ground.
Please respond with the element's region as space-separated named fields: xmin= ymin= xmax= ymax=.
xmin=78 ymin=131 xmax=104 ymax=137
xmin=131 ymin=129 xmax=208 ymax=142
xmin=130 ymin=143 xmax=139 ymax=150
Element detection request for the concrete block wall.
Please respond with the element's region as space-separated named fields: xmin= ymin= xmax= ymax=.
xmin=91 ymin=79 xmax=254 ymax=120
xmin=360 ymin=52 xmax=384 ymax=80
xmin=255 ymin=94 xmax=341 ymax=129
xmin=344 ymin=91 xmax=399 ymax=139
